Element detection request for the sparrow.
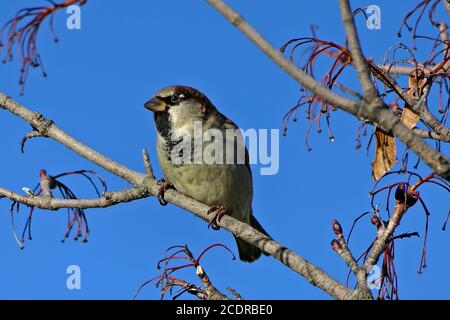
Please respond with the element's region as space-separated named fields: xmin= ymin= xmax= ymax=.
xmin=144 ymin=85 xmax=269 ymax=262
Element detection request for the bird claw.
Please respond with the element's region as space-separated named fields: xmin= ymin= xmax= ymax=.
xmin=207 ymin=205 xmax=227 ymax=230
xmin=157 ymin=178 xmax=174 ymax=206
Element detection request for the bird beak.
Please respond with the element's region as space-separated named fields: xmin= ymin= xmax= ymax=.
xmin=144 ymin=97 xmax=166 ymax=112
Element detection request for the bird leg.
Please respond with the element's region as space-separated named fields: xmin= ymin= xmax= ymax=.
xmin=207 ymin=206 xmax=227 ymax=230
xmin=157 ymin=178 xmax=175 ymax=206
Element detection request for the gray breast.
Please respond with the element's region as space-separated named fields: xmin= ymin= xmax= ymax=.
xmin=156 ymin=135 xmax=252 ymax=222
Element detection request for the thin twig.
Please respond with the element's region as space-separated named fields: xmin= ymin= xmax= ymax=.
xmin=339 ymin=0 xmax=379 ymax=100
xmin=205 ymin=0 xmax=450 ymax=180
xmin=0 ymin=93 xmax=354 ymax=299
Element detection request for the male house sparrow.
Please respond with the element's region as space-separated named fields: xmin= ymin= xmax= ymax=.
xmin=145 ymin=85 xmax=269 ymax=262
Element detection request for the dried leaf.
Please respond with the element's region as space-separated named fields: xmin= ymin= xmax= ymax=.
xmin=372 ymin=129 xmax=397 ymax=181
xmin=401 ymin=108 xmax=420 ymax=129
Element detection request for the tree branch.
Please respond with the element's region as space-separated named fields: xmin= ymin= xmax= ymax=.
xmin=205 ymin=0 xmax=450 ymax=181
xmin=369 ymin=65 xmax=450 ymax=141
xmin=362 ymin=201 xmax=407 ymax=271
xmin=0 ymin=93 xmax=144 ymax=185
xmin=339 ymin=0 xmax=378 ymax=100
xmin=412 ymin=127 xmax=450 ymax=142
xmin=196 ymin=264 xmax=231 ymax=300
xmin=204 ymin=0 xmax=360 ymax=115
xmin=0 ymin=93 xmax=354 ymax=299
xmin=0 ymin=0 xmax=446 ymax=301
xmin=0 ymin=186 xmax=150 ymax=210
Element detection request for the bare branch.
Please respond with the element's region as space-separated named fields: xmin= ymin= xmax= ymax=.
xmin=0 ymin=186 xmax=150 ymax=210
xmin=331 ymin=220 xmax=359 ymax=274
xmin=335 ymin=236 xmax=359 ymax=274
xmin=204 ymin=0 xmax=360 ymax=115
xmin=331 ymin=220 xmax=370 ymax=296
xmin=20 ymin=130 xmax=43 ymax=153
xmin=407 ymin=88 xmax=450 ymax=143
xmin=412 ymin=127 xmax=450 ymax=142
xmin=195 ymin=265 xmax=230 ymax=300
xmin=376 ymin=65 xmax=414 ymax=75
xmin=339 ymin=0 xmax=378 ymax=100
xmin=227 ymin=287 xmax=243 ymax=300
xmin=0 ymin=93 xmax=145 ymax=185
xmin=205 ymin=0 xmax=450 ymax=181
xmin=369 ymin=65 xmax=450 ymax=141
xmin=363 ymin=201 xmax=407 ymax=271
xmin=0 ymin=93 xmax=354 ymax=300
xmin=335 ymin=82 xmax=364 ymax=100
xmin=142 ymin=148 xmax=154 ymax=178
xmin=1 ymin=0 xmax=446 ymax=301
xmin=162 ymin=186 xmax=354 ymax=299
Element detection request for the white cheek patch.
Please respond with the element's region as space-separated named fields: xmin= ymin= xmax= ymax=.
xmin=168 ymin=106 xmax=186 ymax=131
xmin=169 ymin=101 xmax=203 ymax=129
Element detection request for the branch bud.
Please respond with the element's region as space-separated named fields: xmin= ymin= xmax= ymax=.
xmin=406 ymin=191 xmax=419 ymax=207
xmin=331 ymin=239 xmax=341 ymax=252
xmin=395 ymin=184 xmax=419 ymax=207
xmin=332 ymin=219 xmax=343 ymax=236
xmin=370 ymin=215 xmax=381 ymax=228
xmin=395 ymin=184 xmax=406 ymax=202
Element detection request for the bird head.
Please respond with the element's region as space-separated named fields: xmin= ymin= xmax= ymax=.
xmin=145 ymin=85 xmax=217 ymax=139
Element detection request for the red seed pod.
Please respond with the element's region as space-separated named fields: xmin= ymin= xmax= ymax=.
xmin=332 ymin=219 xmax=343 ymax=236
xmin=331 ymin=239 xmax=341 ymax=252
xmin=370 ymin=215 xmax=381 ymax=228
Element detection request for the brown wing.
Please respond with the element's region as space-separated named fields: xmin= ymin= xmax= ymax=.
xmin=222 ymin=115 xmax=252 ymax=175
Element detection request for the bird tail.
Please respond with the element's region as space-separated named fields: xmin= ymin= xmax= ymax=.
xmin=234 ymin=213 xmax=270 ymax=263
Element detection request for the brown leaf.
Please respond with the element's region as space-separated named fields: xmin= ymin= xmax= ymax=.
xmin=401 ymin=108 xmax=420 ymax=129
xmin=372 ymin=129 xmax=397 ymax=181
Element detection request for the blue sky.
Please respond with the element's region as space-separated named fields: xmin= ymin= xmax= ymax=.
xmin=0 ymin=0 xmax=448 ymax=299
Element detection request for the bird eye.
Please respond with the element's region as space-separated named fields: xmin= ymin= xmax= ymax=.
xmin=170 ymin=94 xmax=181 ymax=104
